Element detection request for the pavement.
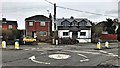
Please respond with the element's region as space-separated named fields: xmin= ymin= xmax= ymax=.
xmin=0 ymin=42 xmax=119 ymax=68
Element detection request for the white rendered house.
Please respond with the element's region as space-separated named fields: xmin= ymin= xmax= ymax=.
xmin=55 ymin=17 xmax=92 ymax=43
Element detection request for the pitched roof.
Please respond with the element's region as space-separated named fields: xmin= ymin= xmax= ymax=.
xmin=55 ymin=18 xmax=92 ymax=26
xmin=2 ymin=20 xmax=18 ymax=27
xmin=25 ymin=15 xmax=50 ymax=21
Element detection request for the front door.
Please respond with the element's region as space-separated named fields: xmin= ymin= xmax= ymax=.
xmin=32 ymin=31 xmax=36 ymax=38
xmin=72 ymin=31 xmax=78 ymax=39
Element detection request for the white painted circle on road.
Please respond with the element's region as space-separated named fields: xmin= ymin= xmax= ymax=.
xmin=48 ymin=54 xmax=71 ymax=59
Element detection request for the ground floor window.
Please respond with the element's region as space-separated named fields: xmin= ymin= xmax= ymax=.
xmin=40 ymin=31 xmax=47 ymax=36
xmin=63 ymin=32 xmax=69 ymax=36
xmin=80 ymin=32 xmax=86 ymax=36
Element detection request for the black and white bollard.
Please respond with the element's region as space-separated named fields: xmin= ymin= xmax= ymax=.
xmin=56 ymin=40 xmax=58 ymax=45
xmin=52 ymin=39 xmax=55 ymax=45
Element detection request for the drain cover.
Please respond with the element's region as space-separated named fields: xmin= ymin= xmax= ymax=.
xmin=48 ymin=54 xmax=71 ymax=59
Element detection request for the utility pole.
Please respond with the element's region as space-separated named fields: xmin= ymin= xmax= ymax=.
xmin=54 ymin=3 xmax=56 ymax=20
xmin=52 ymin=3 xmax=58 ymax=45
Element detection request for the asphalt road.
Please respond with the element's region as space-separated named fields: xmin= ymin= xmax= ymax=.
xmin=1 ymin=42 xmax=119 ymax=68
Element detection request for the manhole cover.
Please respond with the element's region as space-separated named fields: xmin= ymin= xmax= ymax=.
xmin=48 ymin=54 xmax=71 ymax=59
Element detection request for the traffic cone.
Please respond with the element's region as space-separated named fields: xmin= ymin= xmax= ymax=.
xmin=105 ymin=41 xmax=110 ymax=49
xmin=2 ymin=41 xmax=6 ymax=49
xmin=15 ymin=41 xmax=20 ymax=49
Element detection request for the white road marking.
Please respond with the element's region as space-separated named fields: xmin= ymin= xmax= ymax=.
xmin=99 ymin=50 xmax=119 ymax=57
xmin=78 ymin=54 xmax=87 ymax=58
xmin=37 ymin=50 xmax=44 ymax=52
xmin=28 ymin=56 xmax=50 ymax=64
xmin=37 ymin=48 xmax=39 ymax=49
xmin=41 ymin=53 xmax=44 ymax=54
xmin=78 ymin=54 xmax=89 ymax=62
xmin=80 ymin=59 xmax=89 ymax=62
xmin=64 ymin=50 xmax=100 ymax=55
xmin=99 ymin=50 xmax=108 ymax=54
xmin=31 ymin=48 xmax=36 ymax=50
xmin=24 ymin=49 xmax=30 ymax=50
xmin=48 ymin=54 xmax=71 ymax=59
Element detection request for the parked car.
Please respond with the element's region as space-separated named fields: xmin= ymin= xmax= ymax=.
xmin=23 ymin=36 xmax=36 ymax=43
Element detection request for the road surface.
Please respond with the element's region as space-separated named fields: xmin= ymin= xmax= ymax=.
xmin=1 ymin=43 xmax=119 ymax=68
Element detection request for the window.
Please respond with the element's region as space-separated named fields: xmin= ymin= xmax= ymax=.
xmin=80 ymin=32 xmax=86 ymax=36
xmin=29 ymin=22 xmax=33 ymax=26
xmin=63 ymin=32 xmax=69 ymax=36
xmin=40 ymin=22 xmax=45 ymax=26
xmin=79 ymin=20 xmax=87 ymax=26
xmin=61 ymin=20 xmax=70 ymax=26
xmin=2 ymin=22 xmax=7 ymax=23
xmin=8 ymin=25 xmax=12 ymax=29
xmin=40 ymin=31 xmax=47 ymax=36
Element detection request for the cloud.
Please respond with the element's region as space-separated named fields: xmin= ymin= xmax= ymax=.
xmin=2 ymin=1 xmax=118 ymax=29
xmin=105 ymin=10 xmax=118 ymax=14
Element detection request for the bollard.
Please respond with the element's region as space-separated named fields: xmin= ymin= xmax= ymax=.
xmin=96 ymin=42 xmax=101 ymax=50
xmin=56 ymin=40 xmax=58 ymax=45
xmin=15 ymin=41 xmax=20 ymax=49
xmin=2 ymin=41 xmax=6 ymax=48
xmin=105 ymin=41 xmax=110 ymax=49
xmin=52 ymin=39 xmax=55 ymax=45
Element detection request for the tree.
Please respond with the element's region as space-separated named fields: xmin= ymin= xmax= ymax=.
xmin=2 ymin=29 xmax=20 ymax=44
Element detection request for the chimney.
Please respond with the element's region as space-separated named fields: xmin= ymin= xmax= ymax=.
xmin=62 ymin=17 xmax=64 ymax=19
xmin=70 ymin=16 xmax=74 ymax=19
xmin=2 ymin=18 xmax=6 ymax=22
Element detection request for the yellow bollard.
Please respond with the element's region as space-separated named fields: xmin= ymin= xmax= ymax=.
xmin=97 ymin=42 xmax=101 ymax=49
xmin=105 ymin=41 xmax=110 ymax=48
xmin=15 ymin=41 xmax=19 ymax=49
xmin=2 ymin=41 xmax=6 ymax=48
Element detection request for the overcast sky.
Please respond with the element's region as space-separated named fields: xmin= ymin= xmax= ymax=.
xmin=1 ymin=0 xmax=119 ymax=29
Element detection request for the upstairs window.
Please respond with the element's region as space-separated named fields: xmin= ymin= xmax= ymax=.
xmin=63 ymin=32 xmax=69 ymax=36
xmin=79 ymin=20 xmax=87 ymax=26
xmin=2 ymin=22 xmax=7 ymax=23
xmin=70 ymin=20 xmax=78 ymax=26
xmin=8 ymin=25 xmax=12 ymax=29
xmin=61 ymin=20 xmax=70 ymax=26
xmin=29 ymin=22 xmax=33 ymax=26
xmin=80 ymin=32 xmax=86 ymax=36
xmin=40 ymin=22 xmax=45 ymax=26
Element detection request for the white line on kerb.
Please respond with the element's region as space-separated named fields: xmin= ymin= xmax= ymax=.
xmin=99 ymin=50 xmax=118 ymax=57
xmin=64 ymin=50 xmax=100 ymax=55
xmin=24 ymin=49 xmax=29 ymax=50
xmin=99 ymin=50 xmax=108 ymax=54
xmin=78 ymin=54 xmax=87 ymax=58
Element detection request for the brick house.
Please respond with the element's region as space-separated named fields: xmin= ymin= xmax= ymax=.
xmin=25 ymin=15 xmax=52 ymax=42
xmin=2 ymin=18 xmax=18 ymax=30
